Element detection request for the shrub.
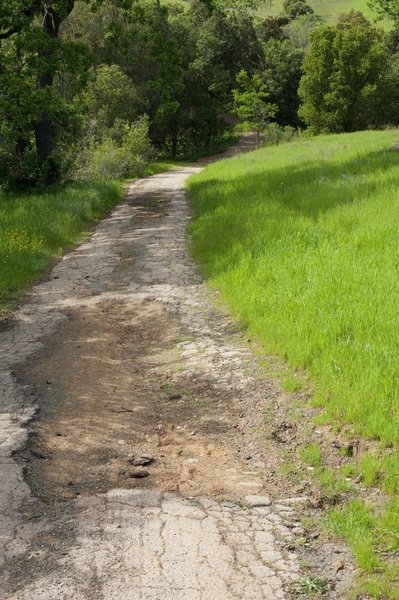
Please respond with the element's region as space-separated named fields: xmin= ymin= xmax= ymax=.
xmin=77 ymin=116 xmax=153 ymax=180
xmin=262 ymin=123 xmax=298 ymax=145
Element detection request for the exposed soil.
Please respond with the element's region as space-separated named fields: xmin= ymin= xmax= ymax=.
xmin=0 ymin=136 xmax=356 ymax=599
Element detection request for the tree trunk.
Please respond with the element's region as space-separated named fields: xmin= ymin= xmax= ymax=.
xmin=34 ymin=1 xmax=74 ymax=180
xmin=35 ymin=70 xmax=55 ymax=166
xmin=171 ymin=132 xmax=178 ymax=159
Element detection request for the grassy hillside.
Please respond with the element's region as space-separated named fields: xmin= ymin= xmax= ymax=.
xmin=260 ymin=0 xmax=378 ymax=22
xmin=165 ymin=0 xmax=381 ymax=23
xmin=187 ymin=130 xmax=399 ymax=596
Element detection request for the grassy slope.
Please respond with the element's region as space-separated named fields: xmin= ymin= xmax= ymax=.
xmin=165 ymin=0 xmax=381 ymax=23
xmin=187 ymin=131 xmax=399 ymax=595
xmin=188 ymin=130 xmax=399 ymax=444
xmin=0 ymin=181 xmax=123 ymax=311
xmin=260 ymin=0 xmax=378 ymax=22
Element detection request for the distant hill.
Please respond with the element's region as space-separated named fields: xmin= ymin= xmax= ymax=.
xmin=259 ymin=0 xmax=379 ymax=23
xmin=164 ymin=0 xmax=382 ymax=25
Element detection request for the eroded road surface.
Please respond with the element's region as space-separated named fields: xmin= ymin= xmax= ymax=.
xmin=0 ymin=140 xmax=349 ymax=599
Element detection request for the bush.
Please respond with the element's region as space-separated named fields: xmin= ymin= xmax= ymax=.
xmin=262 ymin=123 xmax=298 ymax=146
xmin=77 ymin=116 xmax=153 ymax=180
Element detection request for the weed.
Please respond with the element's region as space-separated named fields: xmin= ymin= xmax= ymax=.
xmin=291 ymin=576 xmax=329 ymax=595
xmin=282 ymin=374 xmax=306 ymax=393
xmin=360 ymin=453 xmax=383 ymax=488
xmin=340 ymin=464 xmax=357 ymax=478
xmin=328 ymin=500 xmax=380 ymax=571
xmin=300 ymin=443 xmax=322 ymax=468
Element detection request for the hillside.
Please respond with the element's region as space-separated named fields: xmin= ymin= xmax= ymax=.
xmin=166 ymin=0 xmax=381 ymax=23
xmin=188 ymin=130 xmax=399 ymax=597
xmin=259 ymin=0 xmax=378 ymax=22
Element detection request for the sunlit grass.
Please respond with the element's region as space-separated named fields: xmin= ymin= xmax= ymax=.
xmin=187 ymin=129 xmax=399 ymax=595
xmin=188 ymin=130 xmax=399 ymax=446
xmin=0 ymin=181 xmax=123 ymax=311
xmin=259 ymin=0 xmax=381 ymax=23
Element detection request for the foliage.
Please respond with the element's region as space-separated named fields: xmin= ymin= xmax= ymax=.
xmin=262 ymin=122 xmax=297 ymax=145
xmin=258 ymin=0 xmax=381 ymax=25
xmin=283 ymin=0 xmax=314 ymax=19
xmin=291 ymin=577 xmax=329 ymax=595
xmin=233 ymin=69 xmax=277 ymax=143
xmin=284 ymin=13 xmax=323 ymax=49
xmin=261 ymin=38 xmax=304 ymax=125
xmin=298 ymin=20 xmax=396 ymax=133
xmin=0 ymin=0 xmax=134 ymax=185
xmin=1 ymin=0 xmax=397 ymax=187
xmin=81 ymin=64 xmax=142 ymax=133
xmin=369 ymin=0 xmax=399 ymax=23
xmin=77 ymin=116 xmax=152 ymax=180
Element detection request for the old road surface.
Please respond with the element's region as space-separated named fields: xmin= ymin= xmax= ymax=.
xmin=0 ymin=136 xmax=348 ymax=599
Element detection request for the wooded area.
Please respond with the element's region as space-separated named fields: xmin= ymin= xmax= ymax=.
xmin=1 ymin=0 xmax=399 ymax=186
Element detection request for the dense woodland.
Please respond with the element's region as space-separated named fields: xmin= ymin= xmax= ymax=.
xmin=0 ymin=0 xmax=399 ymax=186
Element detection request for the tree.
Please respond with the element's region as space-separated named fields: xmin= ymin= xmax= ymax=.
xmin=283 ymin=0 xmax=314 ymax=19
xmin=0 ymin=0 xmax=136 ymax=184
xmin=284 ymin=13 xmax=322 ymax=49
xmin=262 ymin=38 xmax=304 ymax=127
xmin=298 ymin=21 xmax=394 ymax=133
xmin=233 ymin=69 xmax=277 ymax=144
xmin=257 ymin=16 xmax=290 ymax=42
xmin=337 ymin=9 xmax=371 ymax=29
xmin=81 ymin=64 xmax=142 ymax=136
xmin=368 ymin=0 xmax=399 ymax=24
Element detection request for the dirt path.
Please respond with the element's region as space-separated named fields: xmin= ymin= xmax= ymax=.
xmin=0 ymin=137 xmax=352 ymax=599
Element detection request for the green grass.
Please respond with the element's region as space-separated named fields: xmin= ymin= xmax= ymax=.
xmin=329 ymin=500 xmax=380 ymax=571
xmin=0 ymin=181 xmax=123 ymax=311
xmin=144 ymin=160 xmax=194 ymax=176
xmin=165 ymin=0 xmax=383 ymax=24
xmin=260 ymin=0 xmax=380 ymax=23
xmin=300 ymin=443 xmax=322 ymax=468
xmin=188 ymin=130 xmax=399 ymax=447
xmin=187 ymin=129 xmax=399 ymax=595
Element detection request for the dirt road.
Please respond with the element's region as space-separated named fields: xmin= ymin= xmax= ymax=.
xmin=0 ymin=139 xmax=350 ymax=599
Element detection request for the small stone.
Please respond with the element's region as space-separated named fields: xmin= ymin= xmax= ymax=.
xmin=130 ymin=455 xmax=154 ymax=467
xmin=333 ymin=559 xmax=345 ymax=575
xmin=281 ymin=496 xmax=310 ymax=505
xmin=244 ymin=495 xmax=272 ymax=508
xmin=31 ymin=449 xmax=49 ymax=460
xmin=130 ymin=471 xmax=150 ymax=478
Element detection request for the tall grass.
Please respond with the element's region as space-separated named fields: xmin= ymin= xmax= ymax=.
xmin=0 ymin=181 xmax=122 ymax=311
xmin=187 ymin=130 xmax=399 ymax=595
xmin=188 ymin=130 xmax=399 ymax=446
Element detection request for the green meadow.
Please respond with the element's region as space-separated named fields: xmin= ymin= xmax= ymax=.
xmin=187 ymin=130 xmax=399 ymax=595
xmin=260 ymin=0 xmax=379 ymax=22
xmin=0 ymin=182 xmax=123 ymax=311
xmin=166 ymin=0 xmax=381 ymax=24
